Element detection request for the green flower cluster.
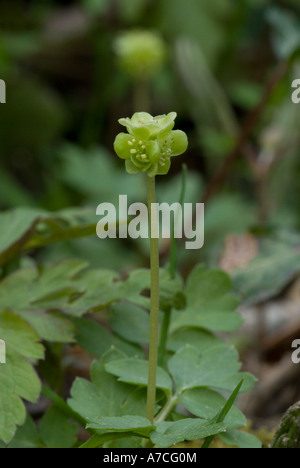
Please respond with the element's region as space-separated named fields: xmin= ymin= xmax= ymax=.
xmin=114 ymin=112 xmax=188 ymax=177
xmin=113 ymin=30 xmax=166 ymax=80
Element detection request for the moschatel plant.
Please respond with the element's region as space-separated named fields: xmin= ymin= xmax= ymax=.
xmin=115 ymin=111 xmax=188 ymax=426
xmin=0 ymin=113 xmax=260 ymax=449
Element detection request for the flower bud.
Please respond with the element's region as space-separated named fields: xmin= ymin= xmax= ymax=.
xmin=114 ymin=30 xmax=166 ymax=80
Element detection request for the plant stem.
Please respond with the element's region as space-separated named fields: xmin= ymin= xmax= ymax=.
xmin=146 ymin=175 xmax=160 ymax=424
xmin=158 ymin=307 xmax=171 ymax=367
xmin=134 ymin=79 xmax=150 ymax=112
xmin=155 ymin=395 xmax=179 ymax=424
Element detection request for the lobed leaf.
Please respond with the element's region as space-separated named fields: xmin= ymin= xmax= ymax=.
xmin=168 ymin=344 xmax=256 ymax=394
xmin=68 ymin=349 xmax=148 ymax=424
xmin=170 ymin=266 xmax=242 ymax=334
xmin=232 ymin=236 xmax=300 ymax=305
xmin=0 ymin=350 xmax=41 ymax=444
xmin=179 ymin=388 xmax=246 ymax=429
xmin=105 ymin=358 xmax=173 ymax=394
xmin=86 ymin=415 xmax=155 ymax=438
xmin=150 ymin=419 xmax=227 ymax=448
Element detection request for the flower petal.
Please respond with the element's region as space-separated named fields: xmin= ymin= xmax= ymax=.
xmin=130 ymin=154 xmax=144 ymax=168
xmin=164 ymin=130 xmax=188 ymax=157
xmin=147 ymin=163 xmax=159 ymax=178
xmin=125 ymin=160 xmax=140 ymax=174
xmin=131 ymin=112 xmax=153 ymax=125
xmin=157 ymin=158 xmax=171 ymax=176
xmin=156 ymin=112 xmax=177 ymax=137
xmin=146 ymin=140 xmax=160 ymax=163
xmin=114 ymin=133 xmax=133 ymax=160
xmin=131 ymin=126 xmax=151 ymax=139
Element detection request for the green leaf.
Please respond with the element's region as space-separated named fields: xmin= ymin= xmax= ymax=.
xmin=168 ymin=344 xmax=256 ymax=394
xmin=5 ymin=409 xmax=80 ymax=449
xmin=60 ymin=268 xmax=149 ymax=317
xmin=72 ymin=317 xmax=143 ymax=358
xmin=0 ymin=259 xmax=183 ymax=323
xmin=68 ymin=349 xmax=148 ymax=425
xmin=60 ymin=267 xmax=184 ymax=317
xmin=232 ymin=236 xmax=300 ymax=305
xmin=24 ymin=210 xmax=99 ymax=250
xmin=86 ymin=416 xmax=155 ymax=438
xmin=2 ymin=349 xmax=41 ymax=402
xmin=5 ymin=415 xmax=43 ymax=449
xmin=80 ymin=432 xmax=138 ymax=449
xmin=0 ymin=310 xmax=44 ymax=359
xmin=179 ymin=388 xmax=246 ymax=428
xmin=105 ymin=358 xmax=173 ymax=394
xmin=170 ymin=266 xmax=242 ymax=334
xmin=210 ymin=379 xmax=243 ymax=424
xmin=72 ymin=317 xmax=114 ymax=356
xmin=109 ymin=303 xmax=150 ymax=344
xmin=167 ymin=329 xmax=222 ymax=354
xmin=0 ymin=380 xmax=26 ymax=445
xmin=150 ymin=419 xmax=227 ymax=448
xmin=0 ymin=207 xmax=101 ymax=266
xmin=0 ymin=259 xmax=88 ymax=312
xmin=19 ymin=311 xmax=75 ymax=343
xmin=201 ymin=379 xmax=244 ymax=448
xmin=52 ymin=268 xmax=121 ymax=316
xmin=0 ymin=208 xmax=43 ymax=267
xmin=220 ymin=429 xmax=262 ymax=448
xmin=39 ymin=407 xmax=78 ymax=448
xmin=158 ymin=269 xmax=186 ymax=311
xmin=0 ymin=350 xmax=41 ymax=444
xmin=0 ymin=311 xmax=43 ymax=444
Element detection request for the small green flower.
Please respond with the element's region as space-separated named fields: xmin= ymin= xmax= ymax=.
xmin=114 ymin=30 xmax=166 ymax=80
xmin=114 ymin=112 xmax=188 ymax=177
xmin=119 ymin=112 xmax=177 ymax=139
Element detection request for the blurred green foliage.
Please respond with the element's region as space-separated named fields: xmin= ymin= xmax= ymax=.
xmin=1 ymin=0 xmax=300 ymax=449
xmin=0 ymin=0 xmax=300 ymax=272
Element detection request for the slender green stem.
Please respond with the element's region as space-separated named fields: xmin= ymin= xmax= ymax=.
xmin=155 ymin=395 xmax=179 ymax=424
xmin=158 ymin=307 xmax=171 ymax=367
xmin=134 ymin=79 xmax=150 ymax=112
xmin=146 ymin=175 xmax=160 ymax=424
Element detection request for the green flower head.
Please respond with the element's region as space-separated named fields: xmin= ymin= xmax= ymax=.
xmin=114 ymin=30 xmax=166 ymax=80
xmin=114 ymin=112 xmax=188 ymax=177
